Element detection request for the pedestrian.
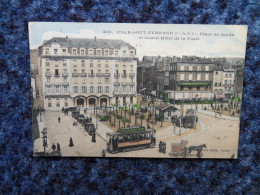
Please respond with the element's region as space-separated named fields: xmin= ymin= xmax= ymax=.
xmin=163 ymin=142 xmax=166 ymax=154
xmin=69 ymin=137 xmax=74 ymax=147
xmin=90 ymin=117 xmax=92 ymax=122
xmin=231 ymin=111 xmax=235 ymax=116
xmin=159 ymin=141 xmax=162 ymax=153
xmin=57 ymin=143 xmax=61 ymax=152
xmin=101 ymin=149 xmax=106 ymax=157
xmin=92 ymin=132 xmax=96 ymax=142
xmin=52 ymin=143 xmax=56 ymax=151
xmin=62 ymin=107 xmax=64 ymax=113
xmin=58 ymin=116 xmax=61 ymax=123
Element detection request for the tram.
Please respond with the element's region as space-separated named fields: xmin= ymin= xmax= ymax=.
xmin=106 ymin=126 xmax=156 ymax=153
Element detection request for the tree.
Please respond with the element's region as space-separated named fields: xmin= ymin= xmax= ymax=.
xmin=159 ymin=111 xmax=164 ymax=127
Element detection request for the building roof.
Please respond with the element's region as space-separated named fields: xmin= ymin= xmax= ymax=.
xmin=214 ymin=65 xmax=224 ymax=71
xmin=155 ymin=103 xmax=177 ymax=111
xmin=173 ymin=61 xmax=214 ymax=65
xmin=41 ymin=37 xmax=135 ymax=50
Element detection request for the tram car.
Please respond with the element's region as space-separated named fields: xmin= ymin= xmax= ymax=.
xmin=106 ymin=126 xmax=156 ymax=153
xmin=183 ymin=109 xmax=196 ymax=128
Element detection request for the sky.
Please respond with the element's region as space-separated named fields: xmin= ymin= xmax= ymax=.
xmin=29 ymin=22 xmax=248 ymax=59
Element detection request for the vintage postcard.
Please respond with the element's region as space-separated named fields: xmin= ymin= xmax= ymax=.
xmin=29 ymin=22 xmax=247 ymax=158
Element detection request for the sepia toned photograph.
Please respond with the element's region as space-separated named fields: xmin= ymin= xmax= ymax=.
xmin=29 ymin=22 xmax=247 ymax=158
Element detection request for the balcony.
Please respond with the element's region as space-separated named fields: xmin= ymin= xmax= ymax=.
xmin=45 ymin=91 xmax=70 ymax=96
xmin=62 ymin=72 xmax=69 ymax=77
xmin=121 ymin=73 xmax=127 ymax=78
xmin=114 ymin=73 xmax=120 ymax=78
xmin=45 ymin=72 xmax=52 ymax=77
xmin=96 ymin=73 xmax=103 ymax=77
xmin=54 ymin=74 xmax=60 ymax=78
xmin=88 ymin=73 xmax=95 ymax=77
xmin=72 ymin=73 xmax=79 ymax=77
xmin=177 ymin=81 xmax=212 ymax=86
xmin=104 ymin=73 xmax=110 ymax=77
xmin=129 ymin=82 xmax=135 ymax=86
xmin=223 ymin=83 xmax=234 ymax=87
xmin=113 ymin=82 xmax=120 ymax=86
xmin=113 ymin=91 xmax=136 ymax=96
xmin=121 ymin=82 xmax=129 ymax=86
xmin=129 ymin=73 xmax=135 ymax=78
xmin=80 ymin=73 xmax=87 ymax=77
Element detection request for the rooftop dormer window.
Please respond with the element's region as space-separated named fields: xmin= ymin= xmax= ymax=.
xmin=45 ymin=48 xmax=49 ymax=55
xmin=105 ymin=50 xmax=108 ymax=56
xmin=81 ymin=50 xmax=84 ymax=55
xmin=54 ymin=49 xmax=58 ymax=54
xmin=73 ymin=49 xmax=76 ymax=55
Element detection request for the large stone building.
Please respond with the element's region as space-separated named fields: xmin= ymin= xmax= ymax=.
xmin=167 ymin=62 xmax=215 ymax=102
xmin=212 ymin=66 xmax=225 ymax=99
xmin=38 ymin=36 xmax=138 ymax=110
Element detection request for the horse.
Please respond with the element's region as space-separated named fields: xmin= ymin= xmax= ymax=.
xmin=188 ymin=144 xmax=207 ymax=158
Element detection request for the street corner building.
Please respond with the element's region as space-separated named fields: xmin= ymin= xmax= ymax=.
xmin=32 ymin=36 xmax=138 ymax=110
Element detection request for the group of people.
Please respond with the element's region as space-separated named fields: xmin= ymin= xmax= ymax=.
xmin=51 ymin=143 xmax=61 ymax=152
xmin=159 ymin=141 xmax=166 ymax=154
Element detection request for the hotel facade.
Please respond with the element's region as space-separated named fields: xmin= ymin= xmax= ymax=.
xmin=38 ymin=36 xmax=138 ymax=110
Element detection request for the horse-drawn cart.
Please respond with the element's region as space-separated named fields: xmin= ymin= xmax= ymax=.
xmin=169 ymin=140 xmax=188 ymax=158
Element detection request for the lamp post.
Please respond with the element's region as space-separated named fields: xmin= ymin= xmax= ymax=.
xmin=214 ymin=93 xmax=217 ymax=118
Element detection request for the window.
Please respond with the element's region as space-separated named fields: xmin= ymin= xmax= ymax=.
xmin=105 ymin=78 xmax=109 ymax=83
xmin=105 ymin=50 xmax=108 ymax=56
xmin=205 ymin=73 xmax=209 ymax=80
xmin=180 ymin=86 xmax=184 ymax=90
xmin=81 ymin=50 xmax=84 ymax=55
xmin=224 ymin=87 xmax=227 ymax=91
xmin=229 ymin=74 xmax=232 ymax=77
xmin=48 ymin=102 xmax=52 ymax=107
xmin=63 ymin=49 xmax=66 ymax=53
xmin=90 ymin=86 xmax=94 ymax=93
xmin=54 ymin=49 xmax=58 ymax=54
xmin=55 ymin=64 xmax=58 ymax=67
xmin=63 ymin=62 xmax=66 ymax=67
xmin=180 ymin=73 xmax=185 ymax=80
xmin=189 ymin=66 xmax=193 ymax=71
xmin=215 ymin=82 xmax=217 ymax=86
xmin=197 ymin=86 xmax=200 ymax=91
xmin=90 ymin=63 xmax=93 ymax=67
xmin=55 ymin=69 xmax=59 ymax=76
xmin=105 ymin=86 xmax=109 ymax=93
xmin=215 ymin=71 xmax=218 ymax=75
xmin=197 ymin=66 xmax=201 ymax=71
xmin=74 ymin=86 xmax=78 ymax=93
xmin=123 ymin=97 xmax=126 ymax=104
xmin=123 ymin=65 xmax=126 ymax=68
xmin=105 ymin=64 xmax=109 ymax=68
xmin=130 ymin=65 xmax=133 ymax=68
xmin=123 ymin=70 xmax=126 ymax=76
xmin=74 ymin=69 xmax=77 ymax=73
xmin=205 ymin=66 xmax=209 ymax=71
xmin=189 ymin=73 xmax=193 ymax=80
xmin=130 ymin=97 xmax=133 ymax=104
xmin=46 ymin=62 xmax=50 ymax=67
xmin=115 ymin=64 xmax=119 ymax=68
xmin=97 ymin=50 xmax=101 ymax=56
xmin=73 ymin=49 xmax=76 ymax=55
xmin=82 ymin=86 xmax=87 ymax=93
xmin=45 ymin=48 xmax=49 ymax=54
xmin=98 ymin=64 xmax=101 ymax=68
xmin=180 ymin=66 xmax=184 ymax=71
xmin=123 ymin=51 xmax=126 ymax=56
xmin=98 ymin=86 xmax=102 ymax=93
xmin=56 ymin=101 xmax=60 ymax=107
xmin=197 ymin=73 xmax=201 ymax=80
xmin=65 ymin=102 xmax=68 ymax=107
xmin=225 ymin=73 xmax=228 ymax=77
xmin=168 ymin=111 xmax=171 ymax=117
xmin=81 ymin=60 xmax=85 ymax=67
xmin=228 ymin=87 xmax=231 ymax=92
xmin=130 ymin=51 xmax=134 ymax=57
xmin=219 ymin=82 xmax=222 ymax=86
xmin=225 ymin=80 xmax=227 ymax=84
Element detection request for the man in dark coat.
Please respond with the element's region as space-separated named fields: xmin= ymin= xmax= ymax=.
xmin=57 ymin=143 xmax=61 ymax=152
xmin=69 ymin=137 xmax=74 ymax=147
xmin=52 ymin=143 xmax=56 ymax=151
xmin=159 ymin=141 xmax=162 ymax=153
xmin=90 ymin=117 xmax=92 ymax=123
xmin=58 ymin=116 xmax=61 ymax=123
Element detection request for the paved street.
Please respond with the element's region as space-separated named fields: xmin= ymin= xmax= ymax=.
xmin=33 ymin=104 xmax=240 ymax=158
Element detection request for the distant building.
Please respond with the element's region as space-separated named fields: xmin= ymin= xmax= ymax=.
xmin=155 ymin=104 xmax=179 ymax=121
xmin=167 ymin=62 xmax=215 ymax=102
xmin=38 ymin=36 xmax=138 ymax=110
xmin=212 ymin=65 xmax=225 ymax=99
xmin=223 ymin=69 xmax=235 ymax=99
